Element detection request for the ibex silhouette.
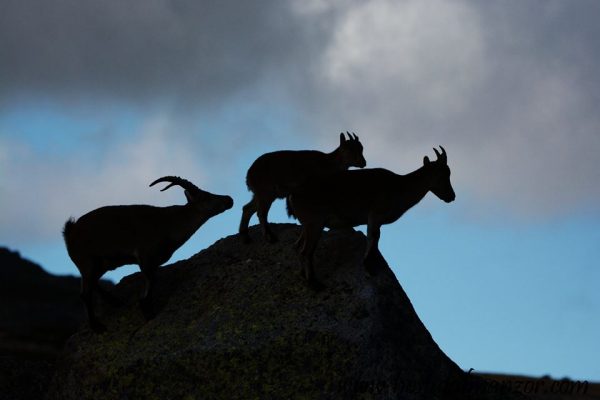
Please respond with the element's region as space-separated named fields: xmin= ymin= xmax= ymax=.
xmin=239 ymin=132 xmax=366 ymax=243
xmin=288 ymin=147 xmax=455 ymax=288
xmin=63 ymin=176 xmax=233 ymax=332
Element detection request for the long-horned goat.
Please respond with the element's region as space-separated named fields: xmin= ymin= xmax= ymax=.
xmin=239 ymin=132 xmax=366 ymax=243
xmin=62 ymin=176 xmax=233 ymax=332
xmin=288 ymin=146 xmax=455 ymax=288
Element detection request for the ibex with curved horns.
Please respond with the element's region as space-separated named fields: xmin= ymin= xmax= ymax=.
xmin=240 ymin=132 xmax=367 ymax=243
xmin=288 ymin=146 xmax=455 ymax=288
xmin=63 ymin=176 xmax=233 ymax=332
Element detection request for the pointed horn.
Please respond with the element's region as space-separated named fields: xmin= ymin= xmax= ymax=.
xmin=149 ymin=176 xmax=200 ymax=193
xmin=433 ymin=147 xmax=441 ymax=160
xmin=352 ymin=132 xmax=358 ymax=141
xmin=439 ymin=145 xmax=447 ymax=162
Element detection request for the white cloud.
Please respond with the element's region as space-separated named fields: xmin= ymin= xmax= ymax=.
xmin=303 ymin=0 xmax=600 ymax=218
xmin=464 ymin=69 xmax=600 ymax=216
xmin=321 ymin=0 xmax=487 ymax=116
xmin=0 ymin=116 xmax=204 ymax=244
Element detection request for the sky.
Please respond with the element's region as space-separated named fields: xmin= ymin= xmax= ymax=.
xmin=1 ymin=0 xmax=599 ymax=382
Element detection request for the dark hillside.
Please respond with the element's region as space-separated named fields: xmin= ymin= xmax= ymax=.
xmin=0 ymin=247 xmax=111 ymax=400
xmin=0 ymin=247 xmax=85 ymax=357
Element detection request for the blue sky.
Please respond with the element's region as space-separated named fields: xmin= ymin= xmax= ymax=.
xmin=1 ymin=0 xmax=599 ymax=382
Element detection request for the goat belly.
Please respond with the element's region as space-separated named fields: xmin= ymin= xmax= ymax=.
xmin=324 ymin=210 xmax=367 ymax=229
xmin=324 ymin=217 xmax=357 ymax=229
xmin=103 ymin=254 xmax=138 ymax=270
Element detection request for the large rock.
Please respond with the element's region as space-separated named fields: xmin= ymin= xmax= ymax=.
xmin=47 ymin=224 xmax=522 ymax=399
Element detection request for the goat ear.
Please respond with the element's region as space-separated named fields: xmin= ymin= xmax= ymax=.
xmin=339 ymin=132 xmax=346 ymax=144
xmin=423 ymin=156 xmax=430 ymax=165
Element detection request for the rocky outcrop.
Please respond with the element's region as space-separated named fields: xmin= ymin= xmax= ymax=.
xmin=47 ymin=224 xmax=522 ymax=399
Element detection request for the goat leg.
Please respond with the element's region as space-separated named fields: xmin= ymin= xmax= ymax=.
xmin=80 ymin=262 xmax=107 ymax=333
xmin=239 ymin=197 xmax=257 ymax=243
xmin=139 ymin=265 xmax=158 ymax=320
xmin=95 ymin=282 xmax=122 ymax=307
xmin=256 ymin=197 xmax=278 ymax=243
xmin=364 ymin=221 xmax=382 ymax=276
xmin=300 ymin=223 xmax=325 ymax=290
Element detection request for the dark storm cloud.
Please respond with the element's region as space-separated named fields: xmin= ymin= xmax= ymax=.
xmin=2 ymin=0 xmax=600 ymax=217
xmin=0 ymin=0 xmax=327 ymax=103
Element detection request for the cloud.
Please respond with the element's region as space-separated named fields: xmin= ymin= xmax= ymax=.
xmin=0 ymin=116 xmax=204 ymax=244
xmin=1 ymin=0 xmax=600 ymax=218
xmin=321 ymin=0 xmax=486 ymax=115
xmin=302 ymin=0 xmax=600 ymax=217
xmin=0 ymin=0 xmax=325 ymax=106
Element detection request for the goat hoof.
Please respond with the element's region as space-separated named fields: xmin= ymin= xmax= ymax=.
xmin=364 ymin=260 xmax=380 ymax=276
xmin=265 ymin=233 xmax=278 ymax=243
xmin=142 ymin=309 xmax=156 ymax=321
xmin=90 ymin=321 xmax=107 ymax=334
xmin=102 ymin=294 xmax=122 ymax=307
xmin=240 ymin=232 xmax=253 ymax=244
xmin=140 ymin=301 xmax=156 ymax=320
xmin=298 ymin=267 xmax=306 ymax=279
xmin=141 ymin=306 xmax=156 ymax=321
xmin=364 ymin=252 xmax=383 ymax=276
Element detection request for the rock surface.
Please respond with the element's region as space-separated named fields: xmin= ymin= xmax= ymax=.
xmin=47 ymin=224 xmax=522 ymax=399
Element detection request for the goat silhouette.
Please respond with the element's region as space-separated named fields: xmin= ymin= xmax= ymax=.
xmin=63 ymin=176 xmax=233 ymax=332
xmin=239 ymin=132 xmax=366 ymax=243
xmin=288 ymin=147 xmax=455 ymax=288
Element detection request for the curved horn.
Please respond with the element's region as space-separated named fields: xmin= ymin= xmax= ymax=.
xmin=345 ymin=131 xmax=352 ymax=141
xmin=433 ymin=147 xmax=441 ymax=160
xmin=149 ymin=176 xmax=200 ymax=193
xmin=352 ymin=132 xmax=358 ymax=141
xmin=439 ymin=145 xmax=447 ymax=162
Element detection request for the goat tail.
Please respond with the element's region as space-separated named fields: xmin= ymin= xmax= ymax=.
xmin=62 ymin=218 xmax=77 ymax=256
xmin=286 ymin=196 xmax=297 ymax=220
